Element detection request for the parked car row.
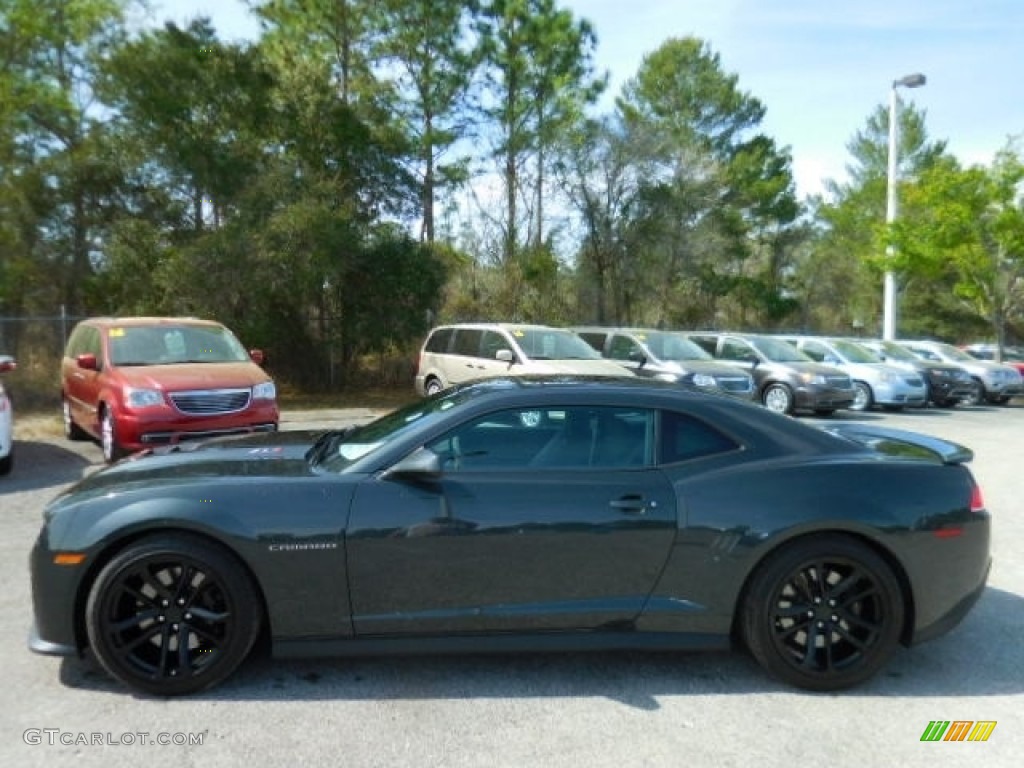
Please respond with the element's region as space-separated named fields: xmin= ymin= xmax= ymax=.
xmin=413 ymin=323 xmax=1023 ymax=417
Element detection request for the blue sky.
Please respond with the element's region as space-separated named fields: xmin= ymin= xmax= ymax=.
xmin=149 ymin=0 xmax=1023 ymax=198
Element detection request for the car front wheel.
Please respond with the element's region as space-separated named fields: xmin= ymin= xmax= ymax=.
xmin=100 ymin=408 xmax=127 ymax=463
xmin=424 ymin=377 xmax=444 ymax=396
xmin=85 ymin=534 xmax=261 ymax=696
xmin=960 ymin=381 xmax=983 ymax=407
xmin=850 ymin=382 xmax=873 ymax=412
xmin=742 ymin=535 xmax=903 ymax=691
xmin=762 ymin=383 xmax=794 ymax=415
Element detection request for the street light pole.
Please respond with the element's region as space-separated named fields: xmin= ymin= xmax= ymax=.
xmin=882 ymin=72 xmax=926 ymax=341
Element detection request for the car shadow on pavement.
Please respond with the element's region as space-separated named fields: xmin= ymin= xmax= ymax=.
xmin=2 ymin=440 xmax=97 ymax=494
xmin=54 ymin=586 xmax=1023 ymax=706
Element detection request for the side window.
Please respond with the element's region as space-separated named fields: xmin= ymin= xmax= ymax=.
xmin=65 ymin=326 xmax=87 ymax=358
xmin=479 ymin=330 xmax=511 ymax=360
xmin=720 ymin=339 xmax=755 ymax=362
xmin=576 ymin=332 xmax=606 ymax=353
xmin=608 ymin=335 xmax=639 ymax=361
xmin=451 ymin=329 xmax=483 ymax=357
xmin=85 ymin=328 xmax=103 ymax=363
xmin=689 ymin=336 xmax=717 ymax=356
xmin=425 ymin=328 xmax=453 ymax=353
xmin=425 ymin=406 xmax=653 ymax=471
xmin=801 ymin=341 xmax=828 ymax=363
xmin=660 ymin=410 xmax=740 ymax=464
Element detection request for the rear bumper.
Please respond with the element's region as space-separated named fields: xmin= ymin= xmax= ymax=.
xmin=912 ymin=557 xmax=990 ymax=645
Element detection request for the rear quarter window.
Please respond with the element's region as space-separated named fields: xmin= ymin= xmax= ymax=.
xmin=660 ymin=410 xmax=740 ymax=464
xmin=425 ymin=328 xmax=454 ymax=353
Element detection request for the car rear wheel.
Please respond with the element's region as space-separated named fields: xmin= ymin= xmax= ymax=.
xmin=100 ymin=408 xmax=127 ymax=463
xmin=742 ymin=535 xmax=903 ymax=691
xmin=850 ymin=382 xmax=873 ymax=412
xmin=85 ymin=534 xmax=261 ymax=696
xmin=62 ymin=397 xmax=89 ymax=441
xmin=0 ymin=452 xmax=11 ymax=476
xmin=424 ymin=377 xmax=444 ymax=396
xmin=762 ymin=383 xmax=794 ymax=415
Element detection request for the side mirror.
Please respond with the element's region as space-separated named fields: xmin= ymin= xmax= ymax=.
xmin=76 ymin=353 xmax=98 ymax=371
xmin=250 ymin=349 xmax=265 ymax=365
xmin=495 ymin=349 xmax=514 ymax=363
xmin=381 ymin=447 xmax=442 ymax=481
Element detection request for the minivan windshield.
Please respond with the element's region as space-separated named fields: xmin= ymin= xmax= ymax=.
xmin=514 ymin=328 xmax=602 ymax=360
xmin=640 ymin=331 xmax=712 ymax=362
xmin=832 ymin=339 xmax=881 ymax=364
xmin=749 ymin=336 xmax=810 ymax=363
xmin=108 ymin=324 xmax=250 ymax=366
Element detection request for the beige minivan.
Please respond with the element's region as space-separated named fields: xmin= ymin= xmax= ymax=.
xmin=414 ymin=323 xmax=632 ymax=396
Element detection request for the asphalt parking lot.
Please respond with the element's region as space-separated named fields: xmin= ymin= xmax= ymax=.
xmin=1 ymin=403 xmax=1022 ymax=767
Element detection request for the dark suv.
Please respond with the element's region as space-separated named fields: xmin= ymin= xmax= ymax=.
xmin=685 ymin=332 xmax=854 ymax=415
xmin=858 ymin=339 xmax=975 ymax=407
xmin=573 ymin=327 xmax=755 ymax=400
xmin=61 ymin=317 xmax=278 ymax=462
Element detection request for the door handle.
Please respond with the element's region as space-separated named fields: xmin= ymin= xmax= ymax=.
xmin=609 ymin=494 xmax=650 ymax=514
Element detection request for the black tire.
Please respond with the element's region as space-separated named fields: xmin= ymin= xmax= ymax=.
xmin=934 ymin=397 xmax=958 ymax=408
xmin=762 ymin=383 xmax=794 ymax=415
xmin=62 ymin=397 xmax=89 ymax=441
xmin=742 ymin=535 xmax=903 ymax=691
xmin=100 ymin=408 xmax=127 ymax=463
xmin=988 ymin=394 xmax=1011 ymax=405
xmin=0 ymin=451 xmax=11 ymax=476
xmin=813 ymin=409 xmax=835 ymax=417
xmin=86 ymin=534 xmax=261 ymax=696
xmin=424 ymin=377 xmax=444 ymax=396
xmin=850 ymin=382 xmax=873 ymax=412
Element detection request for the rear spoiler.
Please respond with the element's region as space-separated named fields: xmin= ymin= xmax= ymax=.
xmin=821 ymin=424 xmax=973 ymax=465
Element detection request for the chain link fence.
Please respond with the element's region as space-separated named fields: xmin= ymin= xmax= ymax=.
xmin=0 ymin=311 xmax=87 ymax=411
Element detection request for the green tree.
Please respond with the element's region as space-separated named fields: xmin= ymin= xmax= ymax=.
xmin=894 ymin=144 xmax=1024 ymax=349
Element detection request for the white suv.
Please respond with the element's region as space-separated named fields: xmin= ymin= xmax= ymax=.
xmin=415 ymin=323 xmax=631 ymax=396
xmin=0 ymin=355 xmax=16 ymax=475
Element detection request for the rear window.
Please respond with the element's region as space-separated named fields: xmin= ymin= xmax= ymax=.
xmin=425 ymin=328 xmax=454 ymax=353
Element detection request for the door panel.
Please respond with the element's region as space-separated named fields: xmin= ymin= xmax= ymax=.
xmin=344 ymin=405 xmax=677 ymax=635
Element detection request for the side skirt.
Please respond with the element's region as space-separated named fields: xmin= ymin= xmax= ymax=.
xmin=272 ymin=631 xmax=731 ymax=659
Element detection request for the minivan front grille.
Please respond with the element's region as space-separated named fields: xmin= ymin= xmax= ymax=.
xmin=825 ymin=375 xmax=853 ymax=389
xmin=170 ymin=388 xmax=251 ymax=415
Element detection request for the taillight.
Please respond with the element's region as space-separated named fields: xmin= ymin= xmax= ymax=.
xmin=970 ymin=484 xmax=985 ymax=513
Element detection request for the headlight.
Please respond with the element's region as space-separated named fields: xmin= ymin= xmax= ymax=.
xmin=253 ymin=381 xmax=277 ymax=400
xmin=800 ymin=373 xmax=826 ymax=385
xmin=125 ymin=387 xmax=163 ymax=408
xmin=692 ymin=373 xmax=716 ymax=388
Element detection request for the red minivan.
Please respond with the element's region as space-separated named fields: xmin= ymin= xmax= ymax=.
xmin=61 ymin=317 xmax=278 ymax=462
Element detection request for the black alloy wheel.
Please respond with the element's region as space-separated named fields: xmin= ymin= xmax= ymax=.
xmin=86 ymin=535 xmax=261 ymax=696
xmin=742 ymin=535 xmax=903 ymax=691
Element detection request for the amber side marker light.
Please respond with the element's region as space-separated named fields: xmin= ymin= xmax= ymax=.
xmin=53 ymin=553 xmax=87 ymax=566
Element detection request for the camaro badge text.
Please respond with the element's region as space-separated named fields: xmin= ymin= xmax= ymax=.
xmin=267 ymin=542 xmax=338 ymax=552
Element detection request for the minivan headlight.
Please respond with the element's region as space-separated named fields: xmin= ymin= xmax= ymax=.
xmin=800 ymin=373 xmax=826 ymax=385
xmin=253 ymin=381 xmax=277 ymax=400
xmin=125 ymin=387 xmax=164 ymax=408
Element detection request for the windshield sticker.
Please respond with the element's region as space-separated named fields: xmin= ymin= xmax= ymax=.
xmin=512 ymin=330 xmax=524 ymax=337
xmin=109 ymin=328 xmax=125 ymax=337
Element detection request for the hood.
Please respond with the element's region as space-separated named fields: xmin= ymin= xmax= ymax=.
xmin=111 ymin=361 xmax=270 ymax=391
xmin=59 ymin=430 xmax=324 ymax=500
xmin=525 ymin=359 xmax=633 ymax=376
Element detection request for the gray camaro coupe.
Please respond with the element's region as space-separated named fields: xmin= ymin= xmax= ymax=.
xmin=30 ymin=377 xmax=990 ymax=696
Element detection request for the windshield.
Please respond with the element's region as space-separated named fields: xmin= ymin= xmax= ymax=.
xmin=108 ymin=324 xmax=250 ymax=366
xmin=876 ymin=341 xmax=917 ymax=362
xmin=639 ymin=331 xmax=712 ymax=361
xmin=513 ymin=328 xmax=602 ymax=360
xmin=750 ymin=337 xmax=810 ymax=363
xmin=318 ymin=387 xmax=475 ymax=470
xmin=930 ymin=343 xmax=975 ymax=362
xmin=832 ymin=339 xmax=881 ymax=364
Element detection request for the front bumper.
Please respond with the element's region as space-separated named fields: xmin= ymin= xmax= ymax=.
xmin=116 ymin=401 xmax=280 ymax=452
xmin=794 ymin=386 xmax=855 ymax=411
